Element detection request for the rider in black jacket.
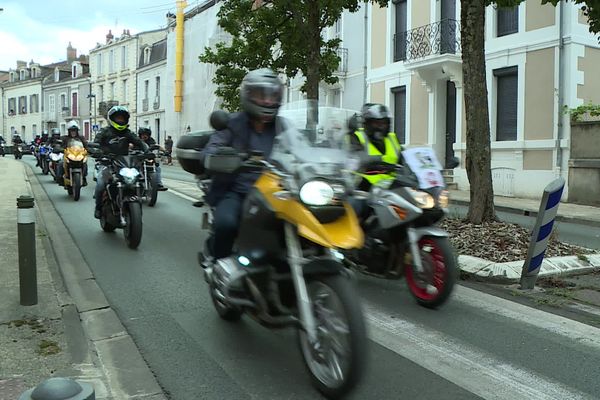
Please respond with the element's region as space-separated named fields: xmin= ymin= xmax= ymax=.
xmin=138 ymin=127 xmax=167 ymax=191
xmin=93 ymin=106 xmax=148 ymax=218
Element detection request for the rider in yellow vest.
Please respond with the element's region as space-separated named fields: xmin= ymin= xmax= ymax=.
xmin=349 ymin=103 xmax=402 ymax=190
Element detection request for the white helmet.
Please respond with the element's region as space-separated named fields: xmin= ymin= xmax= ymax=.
xmin=67 ymin=120 xmax=80 ymax=131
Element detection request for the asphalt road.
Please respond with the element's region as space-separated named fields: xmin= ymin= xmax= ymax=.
xmin=25 ymin=157 xmax=600 ymax=400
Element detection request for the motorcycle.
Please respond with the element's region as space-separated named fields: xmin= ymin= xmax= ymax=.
xmin=13 ymin=144 xmax=23 ymax=159
xmin=140 ymin=145 xmax=162 ymax=207
xmin=88 ymin=144 xmax=148 ymax=249
xmin=344 ymin=145 xmax=459 ymax=308
xmin=0 ymin=143 xmax=5 ymax=157
xmin=62 ymin=138 xmax=88 ymax=201
xmin=176 ymin=102 xmax=368 ymax=399
xmin=48 ymin=146 xmax=64 ymax=182
xmin=38 ymin=144 xmax=51 ymax=175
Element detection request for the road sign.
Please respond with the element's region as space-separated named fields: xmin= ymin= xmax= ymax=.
xmin=520 ymin=177 xmax=566 ymax=289
xmin=92 ymin=124 xmax=99 ymax=132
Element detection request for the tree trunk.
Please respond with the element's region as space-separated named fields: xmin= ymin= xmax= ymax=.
xmin=460 ymin=0 xmax=496 ymax=223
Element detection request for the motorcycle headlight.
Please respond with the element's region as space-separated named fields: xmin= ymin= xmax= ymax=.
xmin=438 ymin=190 xmax=449 ymax=209
xmin=299 ymin=180 xmax=335 ymax=206
xmin=119 ymin=167 xmax=140 ymax=184
xmin=407 ymin=188 xmax=435 ymax=209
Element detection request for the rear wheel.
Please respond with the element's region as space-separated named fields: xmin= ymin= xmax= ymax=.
xmin=298 ymin=274 xmax=366 ymax=399
xmin=72 ymin=172 xmax=81 ymax=201
xmin=405 ymin=236 xmax=457 ymax=309
xmin=123 ymin=202 xmax=143 ymax=249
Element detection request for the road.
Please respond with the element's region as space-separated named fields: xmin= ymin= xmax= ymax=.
xmin=26 ymin=158 xmax=600 ymax=400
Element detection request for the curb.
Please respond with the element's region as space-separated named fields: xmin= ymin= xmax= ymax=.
xmin=459 ymin=253 xmax=600 ymax=283
xmin=24 ymin=164 xmax=166 ymax=400
xmin=450 ymin=198 xmax=600 ymax=228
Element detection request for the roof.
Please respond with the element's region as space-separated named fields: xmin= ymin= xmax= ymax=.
xmin=139 ymin=39 xmax=167 ymax=68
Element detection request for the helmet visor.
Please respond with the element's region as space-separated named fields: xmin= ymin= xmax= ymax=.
xmin=248 ymin=84 xmax=282 ymax=108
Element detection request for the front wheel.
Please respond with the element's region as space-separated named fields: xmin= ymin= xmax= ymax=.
xmin=147 ymin=173 xmax=158 ymax=207
xmin=123 ymin=202 xmax=143 ymax=249
xmin=42 ymin=159 xmax=49 ymax=175
xmin=404 ymin=236 xmax=457 ymax=309
xmin=298 ymin=274 xmax=366 ymax=399
xmin=72 ymin=172 xmax=81 ymax=201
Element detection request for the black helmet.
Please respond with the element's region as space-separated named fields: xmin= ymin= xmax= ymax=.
xmin=107 ymin=106 xmax=130 ymax=131
xmin=138 ymin=127 xmax=152 ymax=137
xmin=240 ymin=68 xmax=283 ymax=121
xmin=362 ymin=103 xmax=391 ymax=139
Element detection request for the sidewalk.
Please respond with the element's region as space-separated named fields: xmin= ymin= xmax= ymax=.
xmin=0 ymin=157 xmax=165 ymax=400
xmin=449 ymin=189 xmax=600 ymax=227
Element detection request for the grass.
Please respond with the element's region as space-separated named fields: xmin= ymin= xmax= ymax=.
xmin=38 ymin=339 xmax=61 ymax=356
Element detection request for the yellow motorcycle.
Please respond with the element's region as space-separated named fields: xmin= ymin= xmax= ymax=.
xmin=177 ymin=101 xmax=368 ymax=399
xmin=63 ymin=138 xmax=88 ymax=201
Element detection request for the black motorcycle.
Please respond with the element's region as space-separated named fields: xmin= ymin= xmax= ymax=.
xmin=13 ymin=143 xmax=23 ymax=159
xmin=89 ymin=144 xmax=150 ymax=249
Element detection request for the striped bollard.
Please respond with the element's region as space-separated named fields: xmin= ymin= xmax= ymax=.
xmin=520 ymin=177 xmax=566 ymax=290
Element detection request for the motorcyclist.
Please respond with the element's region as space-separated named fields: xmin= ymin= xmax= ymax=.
xmin=348 ymin=103 xmax=402 ymax=216
xmin=93 ymin=106 xmax=148 ymax=218
xmin=12 ymin=134 xmax=23 ymax=145
xmin=0 ymin=136 xmax=5 ymax=157
xmin=200 ymin=68 xmax=284 ymax=259
xmin=33 ymin=134 xmax=42 ymax=145
xmin=56 ymin=120 xmax=89 ymax=186
xmin=137 ymin=127 xmax=167 ymax=191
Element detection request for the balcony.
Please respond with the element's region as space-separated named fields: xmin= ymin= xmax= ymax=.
xmin=393 ymin=19 xmax=463 ymax=86
xmin=335 ymin=48 xmax=348 ymax=74
xmin=61 ymin=107 xmax=70 ymax=118
xmin=142 ymin=98 xmax=149 ymax=112
xmin=98 ymin=100 xmax=119 ymax=118
xmin=153 ymin=97 xmax=160 ymax=110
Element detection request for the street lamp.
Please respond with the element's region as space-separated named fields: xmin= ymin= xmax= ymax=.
xmin=87 ymin=93 xmax=97 ymax=139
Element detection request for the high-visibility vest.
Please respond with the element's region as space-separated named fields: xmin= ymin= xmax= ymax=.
xmin=354 ymin=129 xmax=401 ymax=185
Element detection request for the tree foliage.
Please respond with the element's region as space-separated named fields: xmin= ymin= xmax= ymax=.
xmin=200 ymin=0 xmax=389 ymax=111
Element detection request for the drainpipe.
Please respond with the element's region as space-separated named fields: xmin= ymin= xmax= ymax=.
xmin=363 ymin=2 xmax=369 ymax=103
xmin=556 ymin=1 xmax=565 ymax=177
xmin=174 ymin=0 xmax=187 ymax=113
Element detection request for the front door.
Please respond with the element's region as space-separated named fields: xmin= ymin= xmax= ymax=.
xmin=445 ymin=80 xmax=457 ymax=168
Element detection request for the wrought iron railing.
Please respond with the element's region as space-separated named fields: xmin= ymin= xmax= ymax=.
xmin=336 ymin=48 xmax=348 ymax=73
xmin=394 ymin=19 xmax=461 ymax=62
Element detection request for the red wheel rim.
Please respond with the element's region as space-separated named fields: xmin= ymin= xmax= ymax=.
xmin=405 ymin=238 xmax=447 ymax=301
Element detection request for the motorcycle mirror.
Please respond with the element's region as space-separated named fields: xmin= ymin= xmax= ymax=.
xmin=149 ymin=144 xmax=160 ymax=151
xmin=209 ymin=110 xmax=230 ymax=131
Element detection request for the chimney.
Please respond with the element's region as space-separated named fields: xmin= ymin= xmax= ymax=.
xmin=126 ymin=29 xmax=131 ymax=35
xmin=67 ymin=42 xmax=77 ymax=61
xmin=106 ymin=30 xmax=114 ymax=44
xmin=123 ymin=29 xmax=127 ymax=36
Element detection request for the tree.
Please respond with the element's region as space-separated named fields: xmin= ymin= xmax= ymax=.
xmin=200 ymin=0 xmax=389 ymax=111
xmin=461 ymin=0 xmax=599 ymax=224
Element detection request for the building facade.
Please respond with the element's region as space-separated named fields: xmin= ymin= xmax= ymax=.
xmin=89 ymin=28 xmax=167 ymax=134
xmin=42 ymin=44 xmax=91 ymax=138
xmin=365 ymin=0 xmax=600 ymax=200
xmin=136 ymin=39 xmax=167 ymax=144
xmin=164 ymin=0 xmax=223 ymax=143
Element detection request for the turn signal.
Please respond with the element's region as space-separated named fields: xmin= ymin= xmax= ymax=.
xmin=390 ymin=205 xmax=407 ymax=220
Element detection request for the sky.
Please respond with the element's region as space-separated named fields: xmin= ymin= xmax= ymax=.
xmin=0 ymin=0 xmax=202 ymax=71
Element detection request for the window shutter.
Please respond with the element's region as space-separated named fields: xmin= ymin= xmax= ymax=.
xmin=497 ymin=6 xmax=519 ymax=37
xmin=495 ymin=67 xmax=518 ymax=141
xmin=392 ymin=86 xmax=407 ymax=143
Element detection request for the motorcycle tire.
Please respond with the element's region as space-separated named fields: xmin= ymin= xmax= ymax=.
xmin=100 ymin=212 xmax=117 ymax=232
xmin=72 ymin=172 xmax=81 ymax=201
xmin=42 ymin=160 xmax=49 ymax=175
xmin=404 ymin=236 xmax=457 ymax=309
xmin=298 ymin=274 xmax=366 ymax=399
xmin=148 ymin=173 xmax=158 ymax=207
xmin=67 ymin=186 xmax=73 ymax=196
xmin=123 ymin=202 xmax=143 ymax=249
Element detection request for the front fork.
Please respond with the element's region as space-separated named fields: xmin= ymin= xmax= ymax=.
xmin=407 ymin=227 xmax=425 ymax=275
xmin=284 ymin=223 xmax=318 ymax=345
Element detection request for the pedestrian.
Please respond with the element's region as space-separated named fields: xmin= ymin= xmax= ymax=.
xmin=165 ymin=135 xmax=174 ymax=165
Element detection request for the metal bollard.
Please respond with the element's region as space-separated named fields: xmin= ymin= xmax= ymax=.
xmin=17 ymin=195 xmax=37 ymax=306
xmin=520 ymin=177 xmax=566 ymax=290
xmin=19 ymin=377 xmax=95 ymax=400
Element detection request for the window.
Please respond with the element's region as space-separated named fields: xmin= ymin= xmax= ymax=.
xmin=72 ymin=65 xmax=77 ymax=78
xmin=30 ymin=95 xmax=39 ymax=113
xmin=8 ymin=98 xmax=16 ymax=115
xmin=20 ymin=70 xmax=25 ymax=80
xmin=109 ymin=49 xmax=115 ymax=73
xmin=155 ymin=77 xmax=160 ymax=98
xmin=497 ymin=5 xmax=519 ymax=37
xmin=32 ymin=124 xmax=37 ymax=135
xmin=99 ymin=85 xmax=104 ymax=102
xmin=49 ymin=95 xmax=55 ymax=114
xmin=97 ymin=53 xmax=103 ymax=75
xmin=393 ymin=0 xmax=408 ymax=62
xmin=121 ymin=46 xmax=127 ymax=70
xmin=334 ymin=18 xmax=342 ymax=36
xmin=110 ymin=82 xmax=115 ymax=100
xmin=60 ymin=94 xmax=67 ymax=108
xmin=144 ymin=80 xmax=149 ymax=99
xmin=122 ymin=79 xmax=128 ymax=99
xmin=494 ymin=66 xmax=518 ymax=141
xmin=392 ymin=86 xmax=407 ymax=143
xmin=72 ymin=93 xmax=78 ymax=116
xmin=144 ymin=47 xmax=151 ymax=65
xmin=19 ymin=96 xmax=27 ymax=114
